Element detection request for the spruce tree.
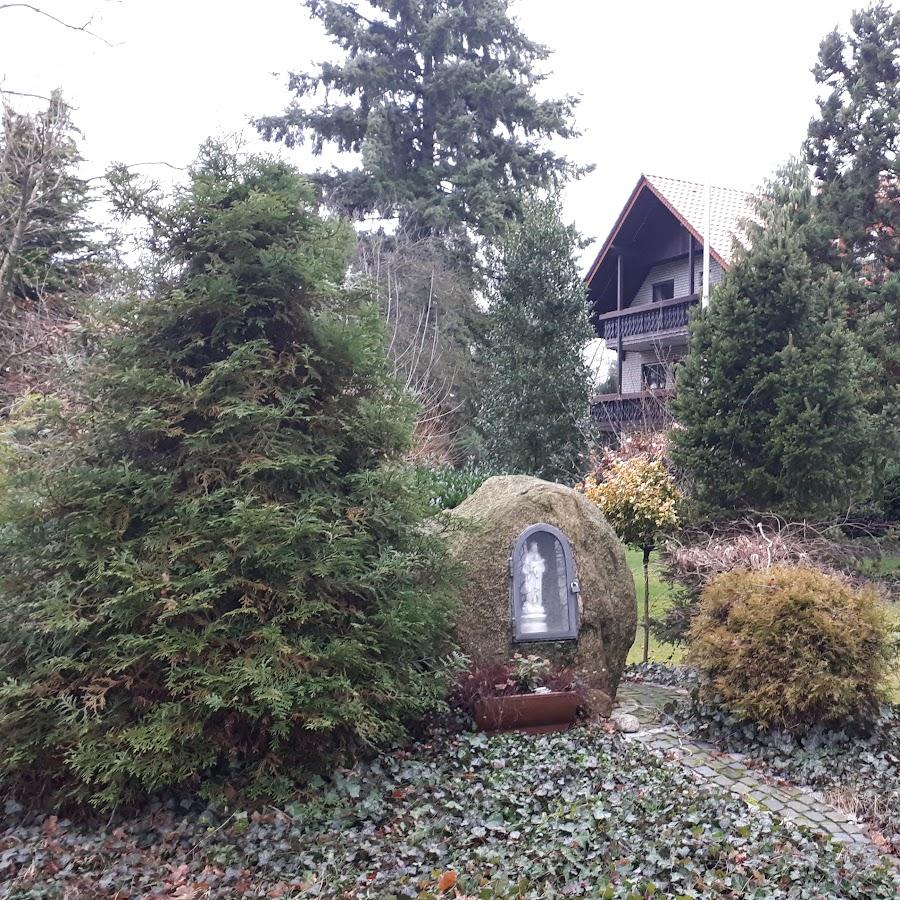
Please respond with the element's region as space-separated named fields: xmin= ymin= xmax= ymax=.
xmin=0 ymin=144 xmax=456 ymax=806
xmin=804 ymin=2 xmax=900 ymax=509
xmin=476 ymin=194 xmax=592 ymax=482
xmin=672 ymin=163 xmax=870 ymax=517
xmin=255 ymin=0 xmax=583 ymax=241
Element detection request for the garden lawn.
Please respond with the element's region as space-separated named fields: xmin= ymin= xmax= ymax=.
xmin=625 ymin=547 xmax=683 ymax=665
xmin=3 ymin=729 xmax=898 ymax=898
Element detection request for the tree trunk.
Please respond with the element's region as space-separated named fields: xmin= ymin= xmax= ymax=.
xmin=642 ymin=545 xmax=651 ymax=664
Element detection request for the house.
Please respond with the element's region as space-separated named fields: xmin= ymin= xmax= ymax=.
xmin=585 ymin=174 xmax=754 ymax=432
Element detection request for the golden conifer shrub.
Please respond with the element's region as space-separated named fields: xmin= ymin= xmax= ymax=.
xmin=688 ymin=566 xmax=891 ymax=729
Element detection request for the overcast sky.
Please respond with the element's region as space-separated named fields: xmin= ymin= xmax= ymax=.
xmin=0 ymin=0 xmax=869 ymax=268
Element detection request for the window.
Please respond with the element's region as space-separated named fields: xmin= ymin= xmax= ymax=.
xmin=652 ymin=279 xmax=675 ymax=302
xmin=641 ymin=363 xmax=667 ymax=391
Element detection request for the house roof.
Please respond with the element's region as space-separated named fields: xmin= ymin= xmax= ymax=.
xmin=584 ymin=174 xmax=756 ymax=289
xmin=644 ymin=174 xmax=755 ymax=266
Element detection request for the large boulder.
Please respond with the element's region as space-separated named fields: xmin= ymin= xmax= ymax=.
xmin=444 ymin=475 xmax=637 ymax=697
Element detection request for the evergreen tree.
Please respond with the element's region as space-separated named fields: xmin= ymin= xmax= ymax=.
xmin=804 ymin=2 xmax=900 ymax=509
xmin=255 ymin=0 xmax=583 ymax=241
xmin=0 ymin=93 xmax=103 ymax=406
xmin=672 ymin=163 xmax=871 ymax=517
xmin=0 ymin=93 xmax=98 ymax=306
xmin=805 ymin=2 xmax=899 ymax=275
xmin=0 ymin=144 xmax=456 ymax=806
xmin=476 ymin=194 xmax=592 ymax=482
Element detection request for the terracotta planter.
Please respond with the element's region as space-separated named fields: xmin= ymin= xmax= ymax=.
xmin=473 ymin=691 xmax=580 ymax=735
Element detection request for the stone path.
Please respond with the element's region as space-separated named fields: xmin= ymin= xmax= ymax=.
xmin=615 ymin=681 xmax=878 ymax=854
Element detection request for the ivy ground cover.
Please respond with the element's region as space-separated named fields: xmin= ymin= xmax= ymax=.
xmin=3 ymin=729 xmax=898 ymax=898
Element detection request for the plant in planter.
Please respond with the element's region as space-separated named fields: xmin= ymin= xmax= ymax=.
xmin=452 ymin=654 xmax=587 ymax=734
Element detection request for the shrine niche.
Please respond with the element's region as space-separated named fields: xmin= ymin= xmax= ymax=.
xmin=510 ymin=524 xmax=579 ymax=642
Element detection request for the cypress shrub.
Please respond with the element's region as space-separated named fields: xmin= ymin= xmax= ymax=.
xmin=0 ymin=145 xmax=457 ymax=807
xmin=688 ymin=566 xmax=890 ymax=729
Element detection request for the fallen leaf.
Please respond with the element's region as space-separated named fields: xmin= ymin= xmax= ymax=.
xmin=437 ymin=870 xmax=458 ymax=892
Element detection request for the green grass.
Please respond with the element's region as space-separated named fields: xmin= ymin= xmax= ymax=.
xmin=854 ymin=554 xmax=900 ymax=578
xmin=624 ymin=547 xmax=683 ymax=666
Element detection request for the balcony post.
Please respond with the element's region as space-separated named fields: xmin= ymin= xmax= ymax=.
xmin=616 ymin=251 xmax=623 ymax=394
xmin=688 ymin=230 xmax=694 ymax=294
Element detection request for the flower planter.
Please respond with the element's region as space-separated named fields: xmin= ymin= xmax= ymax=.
xmin=473 ymin=691 xmax=580 ymax=735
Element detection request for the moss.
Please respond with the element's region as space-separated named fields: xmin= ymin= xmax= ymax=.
xmin=444 ymin=475 xmax=637 ymax=696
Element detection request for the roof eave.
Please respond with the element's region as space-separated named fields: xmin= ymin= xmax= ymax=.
xmin=584 ymin=175 xmax=731 ymax=289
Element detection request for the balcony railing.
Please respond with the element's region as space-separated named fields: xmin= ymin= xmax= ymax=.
xmin=596 ymin=295 xmax=698 ymax=343
xmin=590 ymin=390 xmax=675 ymax=432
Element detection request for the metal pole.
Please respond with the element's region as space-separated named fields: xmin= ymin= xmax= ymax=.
xmin=702 ymin=182 xmax=711 ymax=309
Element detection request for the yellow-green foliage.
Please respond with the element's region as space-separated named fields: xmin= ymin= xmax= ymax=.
xmin=689 ymin=566 xmax=890 ymax=728
xmin=584 ymin=457 xmax=679 ymax=549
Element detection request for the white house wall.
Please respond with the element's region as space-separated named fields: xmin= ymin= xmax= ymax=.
xmin=630 ymin=255 xmax=723 ymax=308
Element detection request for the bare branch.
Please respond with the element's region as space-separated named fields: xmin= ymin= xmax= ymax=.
xmin=0 ymin=3 xmax=115 ymax=46
xmin=0 ymin=87 xmax=78 ymax=109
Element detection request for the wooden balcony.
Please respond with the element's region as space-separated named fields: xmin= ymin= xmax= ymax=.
xmin=590 ymin=389 xmax=675 ymax=433
xmin=595 ymin=295 xmax=698 ymax=345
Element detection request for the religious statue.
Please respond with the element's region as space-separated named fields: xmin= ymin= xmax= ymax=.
xmin=519 ymin=540 xmax=547 ymax=634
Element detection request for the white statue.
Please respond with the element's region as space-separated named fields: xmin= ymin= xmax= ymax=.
xmin=519 ymin=540 xmax=547 ymax=634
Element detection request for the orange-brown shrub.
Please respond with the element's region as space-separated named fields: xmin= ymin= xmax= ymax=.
xmin=688 ymin=566 xmax=891 ymax=729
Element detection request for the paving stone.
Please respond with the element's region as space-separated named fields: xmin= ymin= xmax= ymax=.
xmin=616 ymin=681 xmax=886 ymax=857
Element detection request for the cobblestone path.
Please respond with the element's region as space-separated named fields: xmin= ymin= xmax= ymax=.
xmin=616 ymin=681 xmax=879 ymax=854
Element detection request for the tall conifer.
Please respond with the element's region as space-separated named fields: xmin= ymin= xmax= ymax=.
xmin=0 ymin=144 xmax=456 ymax=805
xmin=256 ymin=0 xmax=583 ymax=242
xmin=804 ymin=2 xmax=900 ymax=508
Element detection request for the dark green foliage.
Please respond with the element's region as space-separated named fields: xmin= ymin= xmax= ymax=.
xmin=413 ymin=462 xmax=493 ymax=510
xmin=255 ymin=0 xmax=583 ymax=241
xmin=0 ymin=94 xmax=105 ymax=407
xmin=805 ymin=2 xmax=900 ymax=276
xmin=650 ymin=583 xmax=698 ymax=646
xmin=805 ymin=3 xmax=900 ymax=505
xmin=672 ymin=163 xmax=871 ymax=517
xmin=0 ymin=144 xmax=457 ymax=807
xmin=5 ymin=728 xmax=899 ymax=897
xmin=688 ymin=566 xmax=890 ymax=729
xmin=476 ymin=195 xmax=592 ymax=482
xmin=0 ymin=94 xmax=99 ymax=306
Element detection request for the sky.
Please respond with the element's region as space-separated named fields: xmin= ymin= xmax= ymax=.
xmin=0 ymin=0 xmax=869 ymax=270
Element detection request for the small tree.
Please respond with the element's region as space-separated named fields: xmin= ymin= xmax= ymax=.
xmin=584 ymin=444 xmax=680 ymax=663
xmin=672 ymin=162 xmax=871 ymax=517
xmin=476 ymin=194 xmax=593 ymax=482
xmin=0 ymin=144 xmax=457 ymax=806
